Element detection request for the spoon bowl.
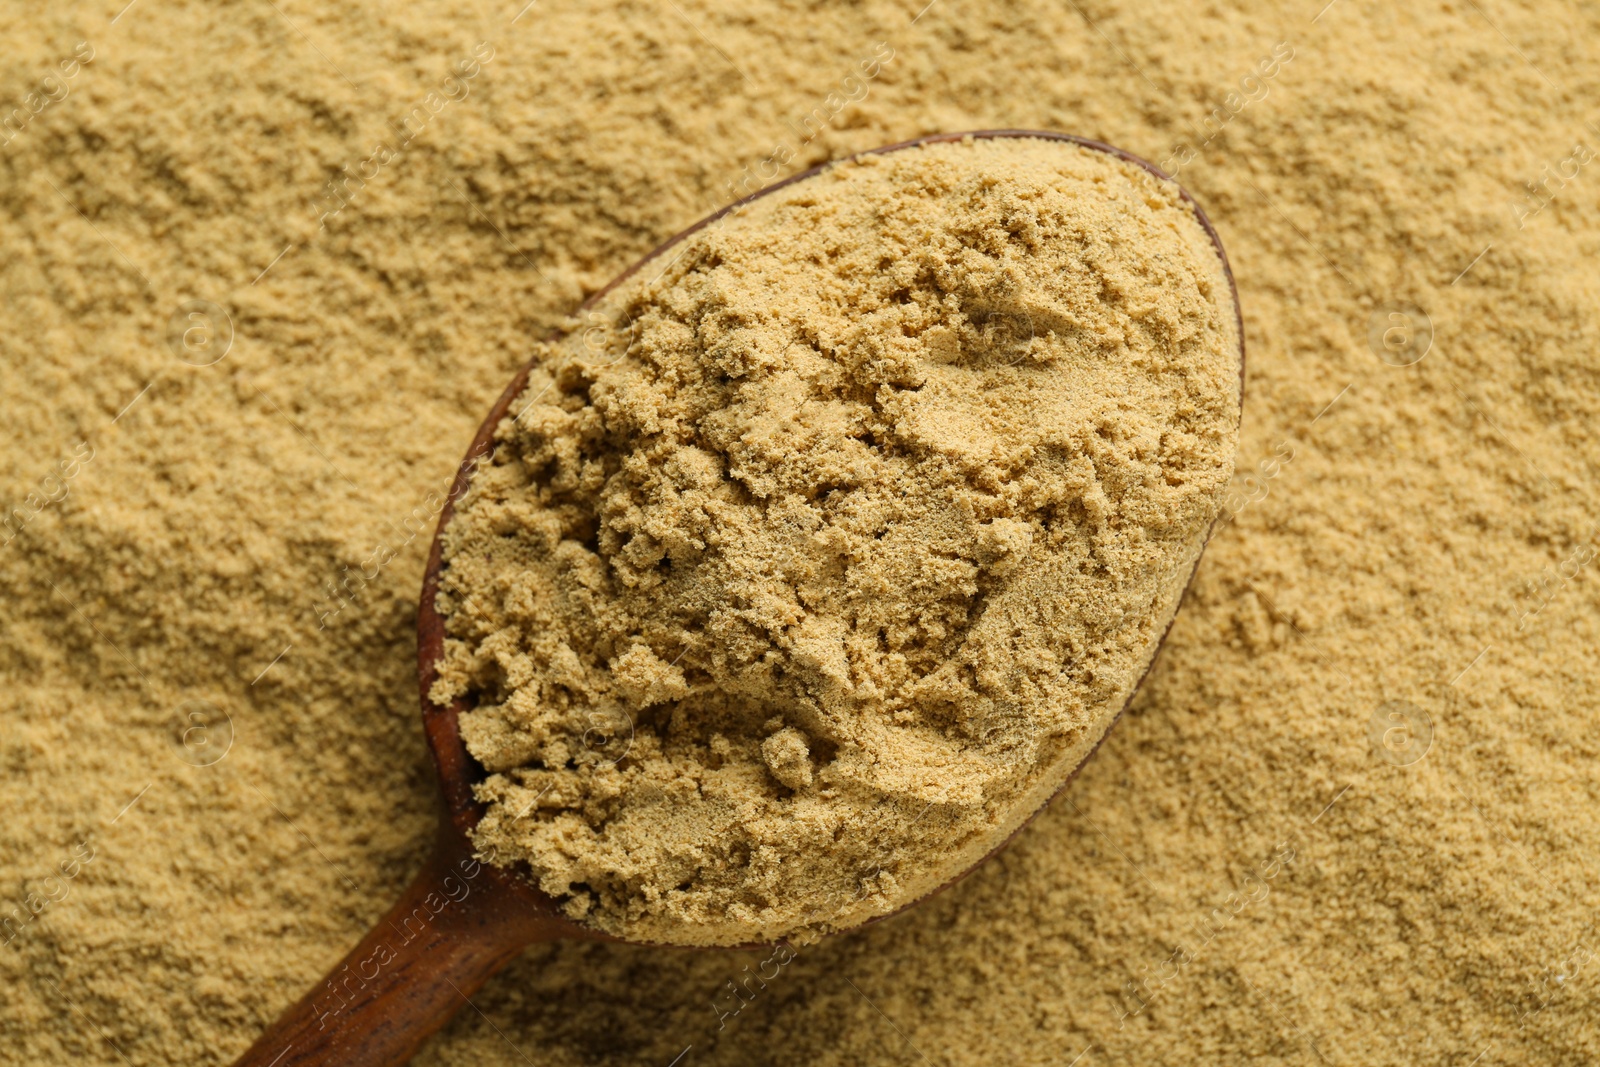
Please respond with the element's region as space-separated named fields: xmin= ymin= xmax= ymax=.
xmin=233 ymin=129 xmax=1244 ymax=1067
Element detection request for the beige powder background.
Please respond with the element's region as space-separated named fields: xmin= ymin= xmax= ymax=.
xmin=2 ymin=0 xmax=1598 ymax=1064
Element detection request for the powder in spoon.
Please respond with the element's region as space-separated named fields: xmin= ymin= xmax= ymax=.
xmin=429 ymin=136 xmax=1241 ymax=946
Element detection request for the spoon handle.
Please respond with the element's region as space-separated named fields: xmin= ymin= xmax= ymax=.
xmin=232 ymin=826 xmax=565 ymax=1067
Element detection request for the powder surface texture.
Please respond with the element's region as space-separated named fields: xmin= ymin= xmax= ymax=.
xmin=5 ymin=0 xmax=1600 ymax=1064
xmin=430 ymin=137 xmax=1240 ymax=944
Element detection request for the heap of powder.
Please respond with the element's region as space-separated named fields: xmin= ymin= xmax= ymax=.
xmin=429 ymin=137 xmax=1241 ymax=945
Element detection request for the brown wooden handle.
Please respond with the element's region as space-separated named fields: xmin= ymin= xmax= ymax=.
xmin=233 ymin=826 xmax=568 ymax=1067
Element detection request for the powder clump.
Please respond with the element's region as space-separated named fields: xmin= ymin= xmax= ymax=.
xmin=429 ymin=137 xmax=1241 ymax=945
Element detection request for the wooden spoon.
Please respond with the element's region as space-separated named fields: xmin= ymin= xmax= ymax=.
xmin=231 ymin=129 xmax=1244 ymax=1067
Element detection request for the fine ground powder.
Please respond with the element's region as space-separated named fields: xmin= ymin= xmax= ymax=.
xmin=4 ymin=0 xmax=1600 ymax=1064
xmin=430 ymin=137 xmax=1240 ymax=945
